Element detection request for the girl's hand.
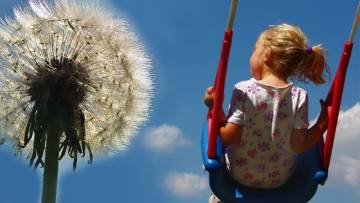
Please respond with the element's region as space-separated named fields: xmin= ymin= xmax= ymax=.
xmin=317 ymin=99 xmax=329 ymax=132
xmin=204 ymin=86 xmax=214 ymax=108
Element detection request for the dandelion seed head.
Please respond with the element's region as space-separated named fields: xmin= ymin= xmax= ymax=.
xmin=0 ymin=0 xmax=153 ymax=167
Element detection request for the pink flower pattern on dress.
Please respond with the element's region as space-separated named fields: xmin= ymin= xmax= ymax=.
xmin=280 ymin=99 xmax=288 ymax=107
xmin=272 ymin=129 xmax=280 ymax=139
xmin=246 ymin=118 xmax=256 ymax=129
xmin=253 ymin=129 xmax=262 ymax=137
xmin=247 ymin=84 xmax=260 ymax=94
xmin=235 ymin=158 xmax=248 ymax=167
xmin=270 ymin=153 xmax=281 ymax=162
xmin=247 ymin=149 xmax=258 ymax=158
xmin=258 ymin=142 xmax=270 ymax=151
xmin=268 ymin=170 xmax=280 ymax=178
xmin=265 ymin=111 xmax=274 ymax=121
xmin=257 ymin=102 xmax=267 ymax=111
xmin=276 ymin=138 xmax=286 ymax=149
xmin=243 ymin=172 xmax=254 ymax=180
xmin=291 ymin=87 xmax=299 ymax=96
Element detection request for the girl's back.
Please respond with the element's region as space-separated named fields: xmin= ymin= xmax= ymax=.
xmin=225 ymin=78 xmax=308 ymax=188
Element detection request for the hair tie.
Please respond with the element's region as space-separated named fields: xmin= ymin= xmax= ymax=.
xmin=306 ymin=46 xmax=313 ymax=54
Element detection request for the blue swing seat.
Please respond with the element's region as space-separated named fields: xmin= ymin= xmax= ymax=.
xmin=201 ymin=122 xmax=328 ymax=203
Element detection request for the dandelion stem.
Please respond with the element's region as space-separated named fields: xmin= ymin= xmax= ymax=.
xmin=41 ymin=120 xmax=61 ymax=203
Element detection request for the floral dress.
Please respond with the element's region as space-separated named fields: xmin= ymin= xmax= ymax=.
xmin=225 ymin=78 xmax=309 ymax=188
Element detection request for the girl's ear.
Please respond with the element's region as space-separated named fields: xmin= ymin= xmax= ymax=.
xmin=263 ymin=47 xmax=271 ymax=62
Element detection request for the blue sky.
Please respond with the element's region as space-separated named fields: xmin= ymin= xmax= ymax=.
xmin=0 ymin=0 xmax=360 ymax=203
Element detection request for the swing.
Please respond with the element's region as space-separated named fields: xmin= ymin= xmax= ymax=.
xmin=201 ymin=1 xmax=360 ymax=202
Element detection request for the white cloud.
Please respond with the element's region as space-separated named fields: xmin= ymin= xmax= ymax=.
xmin=143 ymin=124 xmax=192 ymax=152
xmin=326 ymin=103 xmax=360 ymax=186
xmin=164 ymin=172 xmax=208 ymax=197
xmin=335 ymin=156 xmax=360 ymax=186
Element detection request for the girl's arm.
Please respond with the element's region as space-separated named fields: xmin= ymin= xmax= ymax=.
xmin=204 ymin=87 xmax=242 ymax=145
xmin=220 ymin=120 xmax=243 ymax=145
xmin=291 ymin=101 xmax=328 ymax=153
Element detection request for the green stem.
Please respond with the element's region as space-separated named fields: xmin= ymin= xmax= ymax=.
xmin=41 ymin=121 xmax=61 ymax=203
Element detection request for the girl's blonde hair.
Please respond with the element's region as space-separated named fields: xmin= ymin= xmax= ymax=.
xmin=260 ymin=23 xmax=330 ymax=84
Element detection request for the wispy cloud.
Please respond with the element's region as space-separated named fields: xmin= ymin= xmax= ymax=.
xmin=326 ymin=103 xmax=360 ymax=186
xmin=334 ymin=156 xmax=360 ymax=185
xmin=164 ymin=172 xmax=208 ymax=197
xmin=143 ymin=124 xmax=192 ymax=152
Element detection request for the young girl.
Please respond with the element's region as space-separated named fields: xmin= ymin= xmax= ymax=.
xmin=205 ymin=23 xmax=329 ymax=202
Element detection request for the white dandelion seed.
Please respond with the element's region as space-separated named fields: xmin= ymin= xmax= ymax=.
xmin=0 ymin=0 xmax=153 ymax=169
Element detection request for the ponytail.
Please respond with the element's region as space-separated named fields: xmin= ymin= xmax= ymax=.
xmin=298 ymin=45 xmax=330 ymax=84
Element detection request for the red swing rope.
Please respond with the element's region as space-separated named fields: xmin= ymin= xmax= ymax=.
xmin=322 ymin=2 xmax=360 ymax=170
xmin=207 ymin=0 xmax=238 ymax=158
